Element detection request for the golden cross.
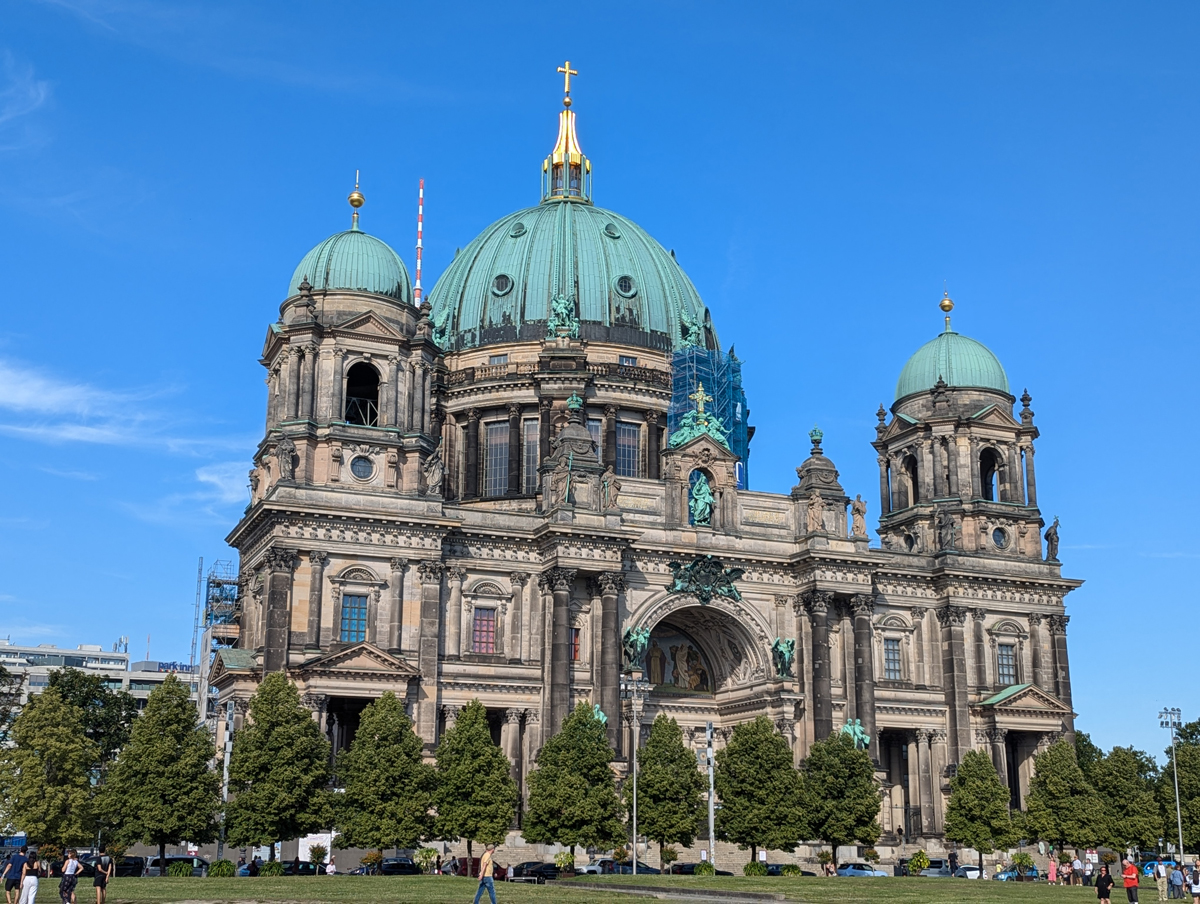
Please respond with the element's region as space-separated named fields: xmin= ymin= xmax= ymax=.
xmin=689 ymin=382 xmax=713 ymax=416
xmin=557 ymin=60 xmax=578 ymax=96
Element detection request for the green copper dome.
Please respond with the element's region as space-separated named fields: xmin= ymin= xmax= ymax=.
xmin=427 ymin=201 xmax=717 ymax=352
xmin=895 ymin=327 xmax=1010 ymax=401
xmin=288 ymin=226 xmax=412 ymax=304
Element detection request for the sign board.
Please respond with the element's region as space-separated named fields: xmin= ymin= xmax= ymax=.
xmin=700 ymin=850 xmax=708 ymax=862
xmin=758 ymin=850 xmax=767 ymax=862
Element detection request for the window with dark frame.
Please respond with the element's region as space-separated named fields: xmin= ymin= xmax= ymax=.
xmin=483 ymin=421 xmax=509 ymax=497
xmin=615 ymin=421 xmax=641 ymax=478
xmin=884 ymin=638 xmax=902 ymax=680
xmin=618 ymin=355 xmax=637 ymax=367
xmin=522 ymin=418 xmax=539 ymax=494
xmin=587 ymin=417 xmax=602 ymax=457
xmin=472 ymin=607 xmax=497 ymax=654
xmin=340 ymin=594 xmax=368 ymax=643
xmin=571 ymin=627 xmax=581 ymax=661
xmin=998 ymin=643 xmax=1018 ymax=686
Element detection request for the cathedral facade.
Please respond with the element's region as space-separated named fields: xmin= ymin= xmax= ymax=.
xmin=212 ymin=78 xmax=1081 ymax=845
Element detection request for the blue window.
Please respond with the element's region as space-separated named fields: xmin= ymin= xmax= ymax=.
xmin=340 ymin=594 xmax=367 ymax=643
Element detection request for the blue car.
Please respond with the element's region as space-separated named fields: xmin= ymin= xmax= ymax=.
xmin=837 ymin=862 xmax=888 ymax=877
xmin=994 ymin=866 xmax=1041 ymax=881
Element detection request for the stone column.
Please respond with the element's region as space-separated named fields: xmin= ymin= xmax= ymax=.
xmin=522 ymin=577 xmax=537 ymax=663
xmin=387 ymin=557 xmax=407 ymax=654
xmin=877 ymin=456 xmax=891 ymax=515
xmin=305 ymin=551 xmax=328 ymax=651
xmin=265 ymin=368 xmax=278 ymax=430
xmin=990 ymin=728 xmax=1009 ymax=796
xmin=1024 ymin=445 xmax=1038 ymax=506
xmin=839 ymin=601 xmax=856 ymax=724
xmin=501 ymin=709 xmax=523 ymax=788
xmin=906 ymin=731 xmax=921 ymax=834
xmin=377 ymin=357 xmax=394 ymax=427
xmin=889 ymin=455 xmax=903 ymax=512
xmin=917 ymin=728 xmax=935 ymax=836
xmin=931 ymin=436 xmax=945 ymax=498
xmin=930 ymin=730 xmax=949 ymax=833
xmin=507 ymin=403 xmax=522 ymax=494
xmin=598 ymin=572 xmax=623 ymax=750
xmin=415 ymin=560 xmax=445 ymax=746
xmin=423 ymin=366 xmax=433 ymax=435
xmin=937 ymin=605 xmax=971 ymax=763
xmin=442 ymin=704 xmax=462 ymax=733
xmin=263 ymin=548 xmax=297 ymax=673
xmin=851 ymin=594 xmax=878 ymax=762
xmin=803 ymin=591 xmax=834 ymax=740
xmin=969 ymin=437 xmax=981 ymax=498
xmin=331 ymin=348 xmax=347 ymax=421
xmin=1008 ymin=444 xmax=1025 ymax=505
xmin=645 ymin=410 xmax=660 ymax=479
xmin=508 ymin=572 xmax=527 ymax=663
xmin=464 ymin=408 xmax=480 ymax=499
xmin=911 ymin=606 xmax=927 ymax=687
xmin=522 ymin=710 xmax=540 ymax=802
xmin=410 ymin=362 xmax=425 ymax=432
xmin=1048 ymin=615 xmax=1073 ymax=710
xmin=973 ymin=608 xmax=988 ymax=689
xmin=546 ymin=567 xmax=577 ymax=735
xmin=367 ymin=587 xmax=382 ymax=646
xmin=445 ymin=567 xmax=465 ymax=659
xmin=1028 ymin=613 xmax=1048 ymax=690
xmin=947 ymin=437 xmax=961 ymax=497
xmin=300 ymin=345 xmax=316 ymax=420
xmin=286 ymin=347 xmax=302 ymax=420
xmin=393 ymin=355 xmax=407 ymax=428
xmin=603 ymin=405 xmax=617 ymax=470
xmin=539 ymin=397 xmax=553 ymax=463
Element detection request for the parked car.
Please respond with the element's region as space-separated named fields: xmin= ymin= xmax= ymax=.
xmin=82 ymin=855 xmax=144 ymax=878
xmin=995 ymin=865 xmax=1041 ymax=881
xmin=281 ymin=860 xmax=326 ymax=876
xmin=765 ymin=863 xmax=816 ymax=876
xmin=667 ymin=862 xmax=732 ymax=876
xmin=609 ymin=863 xmax=662 ymax=874
xmin=379 ymin=857 xmax=421 ymax=876
xmin=510 ymin=861 xmax=558 ymax=882
xmin=920 ymin=858 xmax=953 ymax=877
xmin=1144 ymin=859 xmax=1179 ymax=877
xmin=578 ymin=858 xmax=614 ymax=874
xmin=954 ymin=865 xmax=987 ymax=879
xmin=145 ymin=856 xmax=209 ymax=877
xmin=837 ymin=862 xmax=889 ymax=877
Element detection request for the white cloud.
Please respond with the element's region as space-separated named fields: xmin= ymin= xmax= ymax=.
xmin=0 ymin=50 xmax=50 ymax=153
xmin=38 ymin=466 xmax=99 ymax=480
xmin=196 ymin=461 xmax=249 ymax=504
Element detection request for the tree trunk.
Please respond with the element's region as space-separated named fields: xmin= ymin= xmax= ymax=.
xmin=158 ymin=842 xmax=166 ymax=878
xmin=751 ymin=844 xmax=757 ymax=865
xmin=466 ymin=839 xmax=473 ymax=878
xmin=980 ymin=850 xmax=985 ymax=876
xmin=269 ymin=843 xmax=276 ymax=862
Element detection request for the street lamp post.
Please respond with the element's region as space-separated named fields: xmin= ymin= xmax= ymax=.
xmin=1160 ymin=708 xmax=1185 ymax=861
xmin=621 ymin=670 xmax=650 ymax=876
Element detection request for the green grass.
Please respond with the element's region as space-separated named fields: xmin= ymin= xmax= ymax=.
xmin=97 ymin=874 xmax=1148 ymax=904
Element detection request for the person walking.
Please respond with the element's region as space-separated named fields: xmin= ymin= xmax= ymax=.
xmin=15 ymin=854 xmax=37 ymax=904
xmin=3 ymin=848 xmax=28 ymax=904
xmin=1086 ymin=859 xmax=1095 ymax=887
xmin=1156 ymin=858 xmax=1170 ymax=902
xmin=1050 ymin=858 xmax=1059 ymax=885
xmin=1124 ymin=858 xmax=1142 ymax=904
xmin=1188 ymin=862 xmax=1200 ymax=904
xmin=472 ymin=844 xmax=497 ymax=904
xmin=92 ymin=847 xmax=113 ymax=904
xmin=1075 ymin=857 xmax=1085 ymax=886
xmin=1171 ymin=864 xmax=1185 ymax=900
xmin=1098 ymin=865 xmax=1116 ymax=903
xmin=58 ymin=851 xmax=81 ymax=904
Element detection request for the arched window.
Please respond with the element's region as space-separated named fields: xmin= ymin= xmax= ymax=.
xmin=979 ymin=448 xmax=1001 ymax=501
xmin=902 ymin=455 xmax=920 ymax=507
xmin=344 ymin=362 xmax=379 ymax=427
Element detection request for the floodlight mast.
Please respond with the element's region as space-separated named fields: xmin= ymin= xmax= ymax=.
xmin=1160 ymin=707 xmax=1185 ymax=861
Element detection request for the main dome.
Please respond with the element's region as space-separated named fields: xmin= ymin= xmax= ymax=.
xmin=895 ymin=327 xmax=1010 ymax=401
xmin=428 ymin=202 xmax=717 ymax=353
xmin=288 ymin=227 xmax=412 ymax=304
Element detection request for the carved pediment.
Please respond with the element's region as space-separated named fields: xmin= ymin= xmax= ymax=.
xmin=977 ymin=683 xmax=1072 ymax=715
xmin=968 ymin=403 xmax=1019 ymax=428
xmin=209 ymin=648 xmax=259 ymax=685
xmin=334 ymin=311 xmax=404 ymax=339
xmin=295 ymin=642 xmax=419 ymax=678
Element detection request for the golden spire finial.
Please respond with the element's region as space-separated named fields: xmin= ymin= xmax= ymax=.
xmin=940 ymin=288 xmax=954 ymax=331
xmin=557 ymin=60 xmax=578 ymax=107
xmin=348 ymin=169 xmax=364 ymax=229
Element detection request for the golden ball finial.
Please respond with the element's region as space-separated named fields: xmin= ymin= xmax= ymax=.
xmin=939 ymin=290 xmax=954 ymax=313
xmin=348 ymin=189 xmax=365 ymax=209
xmin=563 ymin=96 xmax=572 ymax=108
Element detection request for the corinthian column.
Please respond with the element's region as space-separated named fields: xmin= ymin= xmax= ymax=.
xmin=803 ymin=591 xmax=834 ymax=740
xmin=415 ymin=560 xmax=445 ymax=747
xmin=937 ymin=605 xmax=971 ymax=762
xmin=286 ymin=347 xmax=302 ymax=420
xmin=331 ymin=348 xmax=347 ymax=421
xmin=305 ymin=551 xmax=328 ymax=651
xmin=598 ymin=572 xmax=623 ymax=750
xmin=387 ymin=558 xmax=407 ymax=654
xmin=546 ymin=567 xmax=577 ymax=735
xmin=300 ymin=345 xmax=316 ymax=420
xmin=445 ymin=567 xmax=466 ymax=659
xmin=263 ymin=547 xmax=297 ymax=673
xmin=1028 ymin=613 xmax=1048 ymax=690
xmin=508 ymin=573 xmax=528 ymax=663
xmin=851 ymin=594 xmax=878 ymax=762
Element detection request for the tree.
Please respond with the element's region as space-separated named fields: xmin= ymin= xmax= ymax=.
xmin=434 ymin=700 xmax=516 ymax=873
xmin=944 ymin=749 xmax=1016 ymax=871
xmin=0 ymin=688 xmax=97 ymax=847
xmin=100 ymin=674 xmax=220 ymax=872
xmin=1075 ymin=731 xmax=1104 ymax=786
xmin=1158 ymin=733 xmax=1200 ymax=852
xmin=1092 ymin=746 xmax=1160 ymax=852
xmin=48 ymin=668 xmax=139 ymax=767
xmin=1024 ymin=739 xmax=1107 ymax=849
xmin=714 ymin=716 xmax=807 ymax=862
xmin=0 ymin=663 xmax=20 ymax=745
xmin=524 ymin=703 xmax=624 ymax=853
xmin=801 ymin=732 xmax=881 ymax=857
xmin=226 ymin=672 xmax=331 ymax=857
xmin=627 ymin=715 xmax=705 ymax=865
xmin=336 ymin=691 xmax=435 ymax=853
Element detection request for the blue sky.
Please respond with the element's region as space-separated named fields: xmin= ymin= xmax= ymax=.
xmin=1 ymin=1 xmax=1195 ymax=757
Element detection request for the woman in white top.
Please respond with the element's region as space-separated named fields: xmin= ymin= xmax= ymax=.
xmin=58 ymin=851 xmax=81 ymax=904
xmin=1188 ymin=863 xmax=1199 ymax=904
xmin=325 ymin=856 xmax=336 ymax=876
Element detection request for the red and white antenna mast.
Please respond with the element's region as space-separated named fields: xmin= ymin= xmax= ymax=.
xmin=414 ymin=178 xmax=425 ymax=305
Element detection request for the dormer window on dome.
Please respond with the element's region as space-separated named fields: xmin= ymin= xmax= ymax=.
xmin=542 ymin=61 xmax=592 ymax=203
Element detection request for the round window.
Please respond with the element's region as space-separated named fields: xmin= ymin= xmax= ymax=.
xmin=604 ymin=222 xmax=621 ymax=239
xmin=509 ymin=222 xmax=526 ymax=237
xmin=350 ymin=456 xmax=374 ymax=480
xmin=992 ymin=528 xmax=1009 ymax=549
xmin=492 ymin=274 xmax=514 ymax=296
xmin=614 ymin=275 xmax=637 ymax=297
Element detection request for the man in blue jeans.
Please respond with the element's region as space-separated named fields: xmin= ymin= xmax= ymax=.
xmin=473 ymin=844 xmax=497 ymax=904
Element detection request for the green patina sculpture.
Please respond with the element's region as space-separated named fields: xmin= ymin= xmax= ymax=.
xmin=771 ymin=637 xmax=796 ymax=678
xmin=592 ymin=703 xmax=608 ymax=726
xmin=689 ymin=472 xmax=715 ymax=525
xmin=546 ymin=293 xmax=580 ymax=339
xmin=566 ymin=392 xmax=584 ymax=411
xmin=666 ymin=555 xmax=744 ymax=605
xmin=668 ymin=408 xmax=732 ymax=450
xmin=622 ymin=626 xmax=651 ymax=671
xmin=840 ymin=718 xmax=871 ymax=750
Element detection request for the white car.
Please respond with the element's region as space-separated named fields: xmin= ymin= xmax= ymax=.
xmin=578 ymin=859 xmax=614 ymax=875
xmin=954 ymin=865 xmax=987 ymax=879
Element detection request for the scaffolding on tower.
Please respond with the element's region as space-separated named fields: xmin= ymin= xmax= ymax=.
xmin=669 ymin=345 xmax=752 ymax=488
xmin=196 ymin=560 xmax=240 ymax=728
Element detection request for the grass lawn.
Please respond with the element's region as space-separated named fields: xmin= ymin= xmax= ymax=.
xmin=98 ymin=874 xmax=1148 ymax=904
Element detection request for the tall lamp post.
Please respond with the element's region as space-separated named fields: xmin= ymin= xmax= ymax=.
xmin=621 ymin=670 xmax=650 ymax=876
xmin=1160 ymin=708 xmax=1186 ymax=861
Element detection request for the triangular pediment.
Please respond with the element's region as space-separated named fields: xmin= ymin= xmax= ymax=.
xmin=968 ymin=404 xmax=1019 ymax=428
xmin=209 ymin=648 xmax=259 ymax=685
xmin=664 ymin=432 xmax=737 ymax=461
xmin=295 ymin=642 xmax=419 ymax=678
xmin=333 ymin=311 xmax=403 ymax=339
xmin=977 ymin=683 xmax=1071 ymax=715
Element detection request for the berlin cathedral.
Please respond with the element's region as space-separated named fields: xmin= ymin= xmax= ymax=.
xmin=211 ymin=66 xmax=1080 ymax=851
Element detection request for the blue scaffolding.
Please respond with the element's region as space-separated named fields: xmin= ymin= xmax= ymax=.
xmin=669 ymin=346 xmax=751 ymax=488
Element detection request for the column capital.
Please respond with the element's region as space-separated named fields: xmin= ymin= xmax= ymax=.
xmin=507 ymin=402 xmax=522 ymax=418
xmin=447 ymin=565 xmax=467 ymax=584
xmin=916 ymin=728 xmax=935 ymax=744
xmin=911 ymin=606 xmax=928 ymax=619
xmin=416 ymin=560 xmax=445 ymax=584
xmin=1047 ymin=614 xmax=1069 ymax=636
xmin=597 ymin=572 xmax=625 ymax=595
xmin=504 ymin=708 xmax=523 ymax=725
xmin=800 ymin=590 xmax=833 ymax=617
xmin=1027 ymin=612 xmax=1044 ymax=627
xmin=541 ymin=567 xmax=577 ymax=592
xmin=467 ymin=407 xmax=481 ymax=422
xmin=332 ymin=346 xmax=349 ymax=360
xmin=389 ymin=556 xmax=408 ymax=573
xmin=509 ymin=571 xmax=529 ymax=587
xmin=308 ymin=550 xmax=329 ymax=568
xmin=264 ymin=547 xmax=299 ymax=572
xmin=539 ymin=397 xmax=553 ymax=412
xmin=971 ymin=607 xmax=987 ymax=622
xmin=604 ymin=404 xmax=618 ymax=418
xmin=644 ymin=409 xmax=660 ymax=425
xmin=936 ymin=605 xmax=969 ymax=627
xmin=524 ymin=709 xmax=540 ymax=725
xmin=850 ymin=594 xmax=875 ymax=618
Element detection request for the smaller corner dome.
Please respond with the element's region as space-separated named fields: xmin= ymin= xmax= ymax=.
xmin=896 ymin=329 xmax=1010 ymax=401
xmin=288 ymin=228 xmax=413 ymax=304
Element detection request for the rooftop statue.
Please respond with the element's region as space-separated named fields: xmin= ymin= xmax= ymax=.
xmin=668 ymin=381 xmax=731 ymax=450
xmin=840 ymin=718 xmax=871 ymax=750
xmin=771 ymin=637 xmax=796 ymax=678
xmin=546 ymin=293 xmax=580 ymax=339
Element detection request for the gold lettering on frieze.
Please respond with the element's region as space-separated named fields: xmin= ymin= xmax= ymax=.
xmin=742 ymin=509 xmax=787 ymax=525
xmin=618 ymin=495 xmax=659 ymax=511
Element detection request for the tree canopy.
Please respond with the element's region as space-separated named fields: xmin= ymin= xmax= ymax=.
xmin=101 ymin=674 xmax=220 ymax=866
xmin=434 ymin=700 xmax=516 ymax=870
xmin=1025 ymin=739 xmax=1106 ymax=848
xmin=335 ymin=691 xmax=436 ymax=852
xmin=714 ymin=716 xmax=807 ymax=862
xmin=523 ymin=703 xmax=624 ymax=851
xmin=0 ymin=663 xmax=20 ymax=745
xmin=801 ymin=732 xmax=881 ymax=853
xmin=1092 ymin=745 xmax=1160 ymax=851
xmin=226 ymin=671 xmax=331 ymax=853
xmin=944 ymin=749 xmax=1015 ymax=867
xmin=48 ymin=667 xmax=139 ymax=767
xmin=627 ymin=715 xmax=705 ymax=863
xmin=0 ymin=688 xmax=98 ymax=847
xmin=1158 ymin=728 xmax=1200 ymax=852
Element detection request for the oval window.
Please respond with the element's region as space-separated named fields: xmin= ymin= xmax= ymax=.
xmin=509 ymin=222 xmax=526 ymax=237
xmin=604 ymin=223 xmax=621 ymax=239
xmin=614 ymin=275 xmax=637 ymax=297
xmin=492 ymin=274 xmax=514 ymax=296
xmin=992 ymin=528 xmax=1009 ymax=549
xmin=350 ymin=456 xmax=374 ymax=480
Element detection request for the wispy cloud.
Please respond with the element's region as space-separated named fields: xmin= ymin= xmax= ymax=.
xmin=0 ymin=50 xmax=51 ymax=153
xmin=39 ymin=466 xmax=99 ymax=480
xmin=123 ymin=461 xmax=248 ymax=526
xmin=196 ymin=461 xmax=249 ymax=504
